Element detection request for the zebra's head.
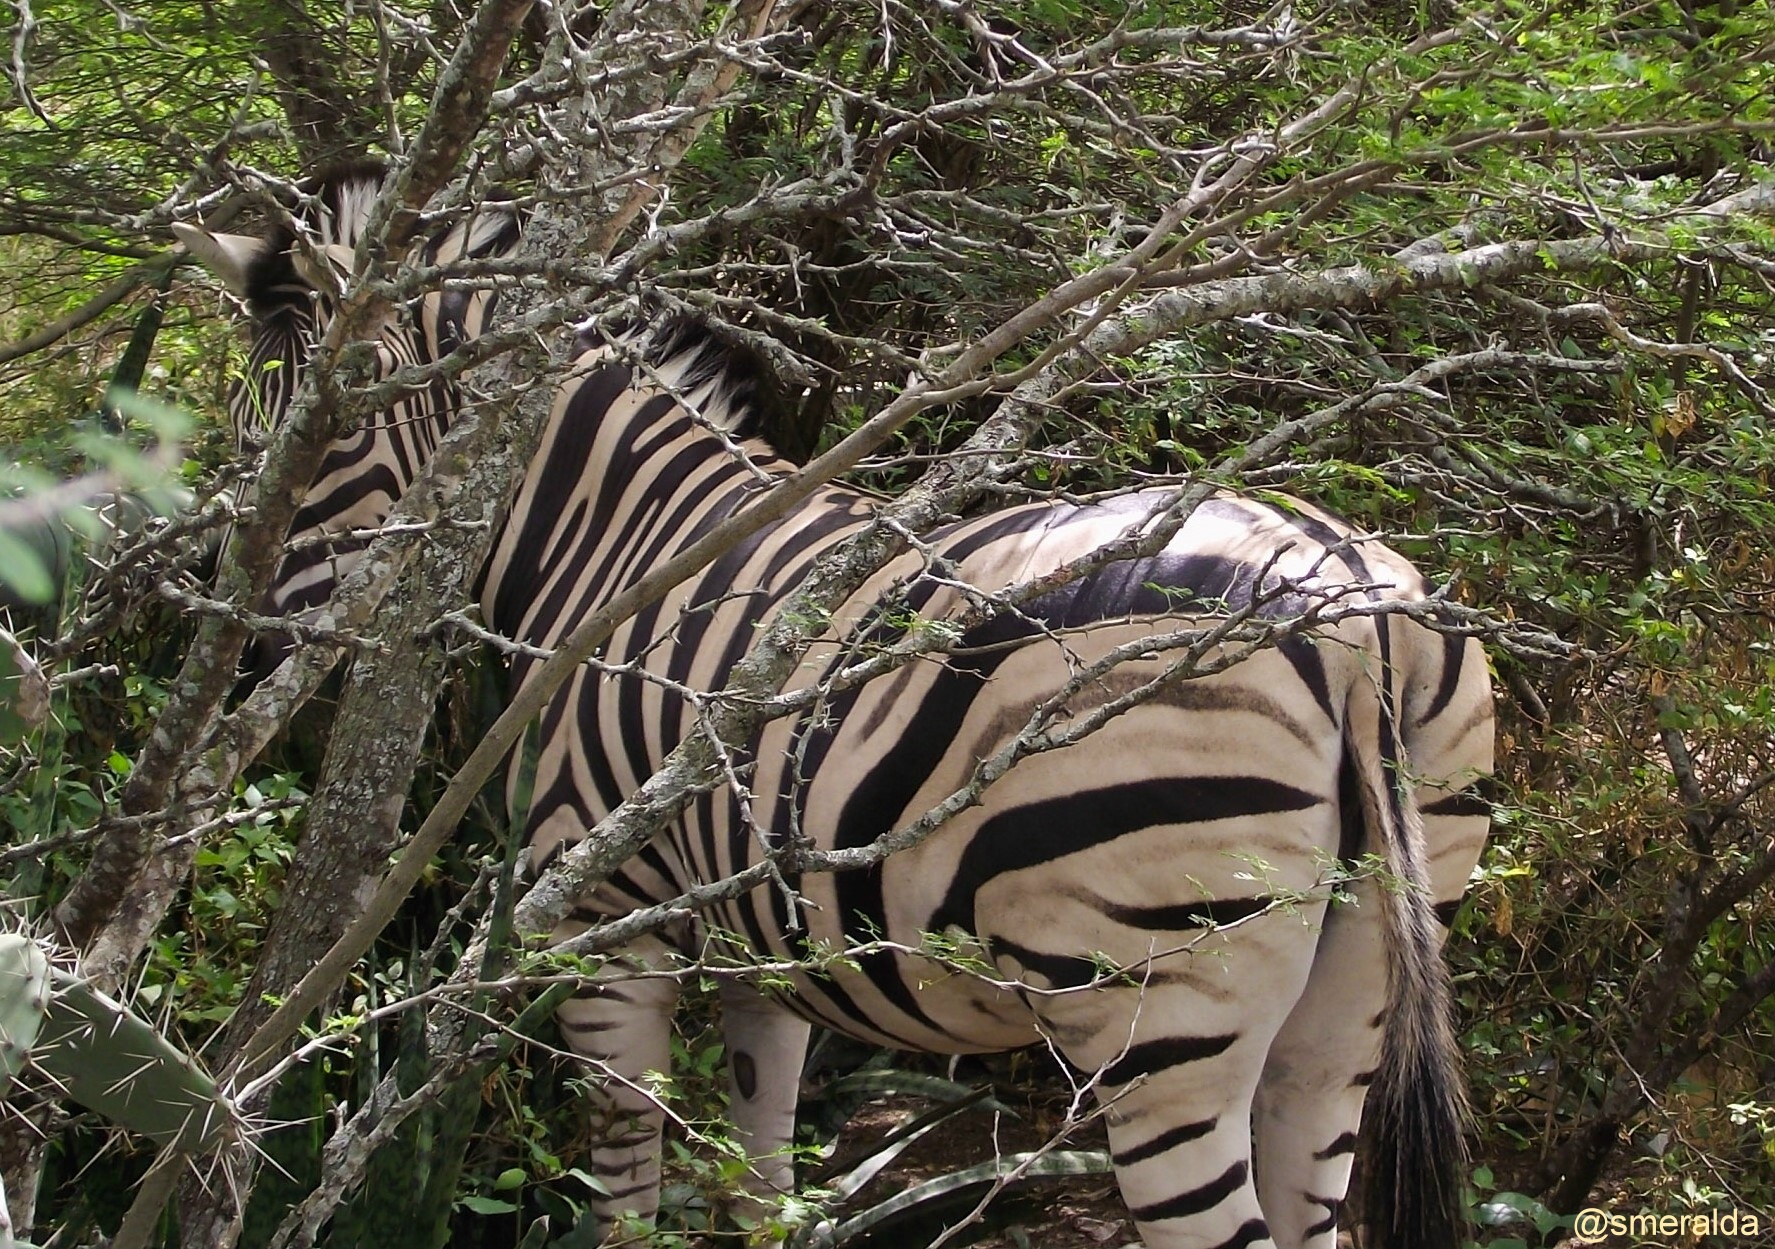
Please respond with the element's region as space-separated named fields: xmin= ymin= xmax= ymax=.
xmin=174 ymin=165 xmax=520 ymax=451
xmin=173 ymin=165 xmax=399 ymax=449
xmin=177 ymin=165 xmax=789 ymax=467
xmin=174 ymin=166 xmax=520 ymax=627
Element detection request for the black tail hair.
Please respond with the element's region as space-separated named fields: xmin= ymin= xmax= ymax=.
xmin=1349 ymin=683 xmax=1470 ymax=1249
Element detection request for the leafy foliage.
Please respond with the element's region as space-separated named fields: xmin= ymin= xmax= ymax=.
xmin=3 ymin=0 xmax=1775 ymax=1246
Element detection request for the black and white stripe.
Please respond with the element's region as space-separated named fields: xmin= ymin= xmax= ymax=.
xmin=184 ymin=169 xmax=1493 ymax=1249
xmin=176 ymin=169 xmax=517 ymax=633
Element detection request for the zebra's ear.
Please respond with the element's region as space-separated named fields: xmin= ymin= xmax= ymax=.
xmin=172 ymin=222 xmax=260 ymax=297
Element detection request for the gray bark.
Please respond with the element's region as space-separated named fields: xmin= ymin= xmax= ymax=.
xmin=164 ymin=0 xmax=740 ymax=1241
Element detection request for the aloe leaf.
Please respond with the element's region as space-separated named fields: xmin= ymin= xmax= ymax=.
xmin=807 ymin=1084 xmax=1003 ymax=1195
xmin=801 ymin=1149 xmax=1112 ymax=1248
xmin=819 ymin=1068 xmax=1014 ymax=1108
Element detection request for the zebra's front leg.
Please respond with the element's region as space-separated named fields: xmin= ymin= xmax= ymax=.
xmin=718 ymin=978 xmax=812 ymax=1233
xmin=556 ymin=931 xmax=683 ymax=1232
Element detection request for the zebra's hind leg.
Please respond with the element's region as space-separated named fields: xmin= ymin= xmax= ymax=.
xmin=1052 ymin=1008 xmax=1282 ymax=1249
xmin=556 ymin=931 xmax=683 ymax=1233
xmin=1251 ymin=875 xmax=1387 ymax=1249
xmin=1020 ymin=924 xmax=1324 ymax=1249
xmin=717 ymin=979 xmax=812 ymax=1234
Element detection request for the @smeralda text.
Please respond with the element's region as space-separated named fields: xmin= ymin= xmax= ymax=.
xmin=1574 ymin=1206 xmax=1762 ymax=1241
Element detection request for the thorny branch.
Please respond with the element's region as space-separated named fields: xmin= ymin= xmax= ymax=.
xmin=11 ymin=0 xmax=1775 ymax=1239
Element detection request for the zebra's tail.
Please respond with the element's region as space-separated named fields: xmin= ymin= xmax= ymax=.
xmin=1348 ymin=669 xmax=1469 ymax=1249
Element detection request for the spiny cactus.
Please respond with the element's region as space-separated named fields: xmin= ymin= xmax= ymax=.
xmin=0 ymin=933 xmax=243 ymax=1249
xmin=0 ymin=934 xmax=51 ymax=1249
xmin=34 ymin=969 xmax=238 ymax=1153
xmin=0 ymin=935 xmax=50 ymax=1085
xmin=0 ymin=631 xmax=49 ymax=747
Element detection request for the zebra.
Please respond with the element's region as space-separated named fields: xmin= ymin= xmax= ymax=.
xmin=176 ymin=168 xmax=1494 ymax=1249
xmin=175 ymin=166 xmax=519 ymax=670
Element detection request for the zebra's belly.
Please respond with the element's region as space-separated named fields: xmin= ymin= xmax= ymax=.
xmin=753 ymin=937 xmax=1048 ymax=1055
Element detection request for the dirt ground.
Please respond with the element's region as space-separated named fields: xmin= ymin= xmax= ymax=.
xmin=811 ymin=1079 xmax=1135 ymax=1249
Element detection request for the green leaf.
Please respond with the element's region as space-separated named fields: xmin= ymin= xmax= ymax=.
xmin=458 ymin=1195 xmax=519 ymax=1216
xmin=564 ymin=1167 xmax=611 ymax=1197
xmin=0 ymin=528 xmax=55 ymax=605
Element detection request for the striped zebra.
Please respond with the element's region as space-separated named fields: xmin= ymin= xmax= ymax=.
xmin=176 ymin=167 xmax=518 ymax=662
xmin=0 ymin=488 xmax=183 ymax=616
xmin=176 ymin=169 xmax=1493 ymax=1249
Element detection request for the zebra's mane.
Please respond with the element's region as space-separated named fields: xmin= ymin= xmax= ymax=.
xmin=588 ymin=314 xmax=778 ymax=443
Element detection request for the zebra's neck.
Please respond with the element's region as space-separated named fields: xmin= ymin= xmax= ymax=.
xmin=232 ymin=306 xmax=316 ymax=450
xmin=479 ymin=348 xmax=793 ymax=647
